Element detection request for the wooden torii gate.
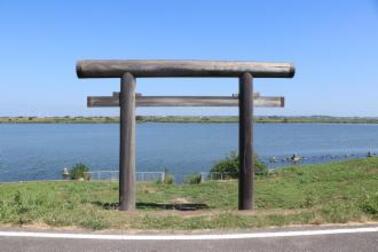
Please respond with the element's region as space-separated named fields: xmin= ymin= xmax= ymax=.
xmin=76 ymin=60 xmax=295 ymax=211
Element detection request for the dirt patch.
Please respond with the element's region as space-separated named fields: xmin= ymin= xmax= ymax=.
xmin=170 ymin=197 xmax=191 ymax=204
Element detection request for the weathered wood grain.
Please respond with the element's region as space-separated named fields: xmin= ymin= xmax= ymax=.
xmin=119 ymin=72 xmax=136 ymax=211
xmin=87 ymin=95 xmax=284 ymax=107
xmin=113 ymin=92 xmax=142 ymax=97
xmin=76 ymin=60 xmax=295 ymax=78
xmin=112 ymin=92 xmax=260 ymax=98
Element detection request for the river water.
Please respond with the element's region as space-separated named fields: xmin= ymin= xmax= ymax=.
xmin=0 ymin=123 xmax=377 ymax=182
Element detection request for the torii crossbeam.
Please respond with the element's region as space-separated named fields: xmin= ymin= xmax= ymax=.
xmin=77 ymin=59 xmax=295 ymax=211
xmin=87 ymin=93 xmax=284 ymax=108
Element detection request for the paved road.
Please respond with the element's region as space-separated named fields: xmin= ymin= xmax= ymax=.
xmin=0 ymin=226 xmax=377 ymax=252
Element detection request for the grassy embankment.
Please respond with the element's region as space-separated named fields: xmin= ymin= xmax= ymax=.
xmin=2 ymin=115 xmax=378 ymax=124
xmin=0 ymin=158 xmax=377 ymax=230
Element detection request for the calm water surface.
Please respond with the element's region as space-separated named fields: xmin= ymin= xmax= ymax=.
xmin=0 ymin=123 xmax=377 ymax=182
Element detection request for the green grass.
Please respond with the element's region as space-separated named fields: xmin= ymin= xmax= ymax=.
xmin=0 ymin=158 xmax=377 ymax=230
xmin=2 ymin=115 xmax=378 ymax=124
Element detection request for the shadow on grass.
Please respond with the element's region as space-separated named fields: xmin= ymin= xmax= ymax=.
xmin=92 ymin=201 xmax=209 ymax=211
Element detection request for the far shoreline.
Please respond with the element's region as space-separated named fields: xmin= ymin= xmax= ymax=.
xmin=1 ymin=116 xmax=378 ymax=124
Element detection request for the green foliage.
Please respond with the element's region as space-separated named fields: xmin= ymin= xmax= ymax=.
xmin=360 ymin=193 xmax=378 ymax=215
xmin=69 ymin=163 xmax=90 ymax=180
xmin=79 ymin=216 xmax=109 ymax=230
xmin=162 ymin=168 xmax=174 ymax=184
xmin=185 ymin=174 xmax=202 ymax=184
xmin=300 ymin=190 xmax=319 ymax=208
xmin=210 ymin=151 xmax=268 ymax=179
xmin=211 ymin=152 xmax=239 ymax=178
xmin=0 ymin=158 xmax=377 ymax=230
xmin=163 ymin=175 xmax=174 ymax=184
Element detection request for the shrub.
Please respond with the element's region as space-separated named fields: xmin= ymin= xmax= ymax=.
xmin=360 ymin=193 xmax=378 ymax=215
xmin=163 ymin=175 xmax=174 ymax=184
xmin=210 ymin=151 xmax=268 ymax=179
xmin=185 ymin=174 xmax=202 ymax=184
xmin=69 ymin=163 xmax=90 ymax=180
xmin=162 ymin=168 xmax=174 ymax=184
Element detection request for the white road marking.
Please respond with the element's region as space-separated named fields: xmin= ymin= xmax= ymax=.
xmin=0 ymin=227 xmax=377 ymax=241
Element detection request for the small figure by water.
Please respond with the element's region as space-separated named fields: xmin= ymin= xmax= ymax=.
xmin=62 ymin=167 xmax=70 ymax=180
xmin=269 ymin=156 xmax=277 ymax=163
xmin=290 ymin=154 xmax=302 ymax=164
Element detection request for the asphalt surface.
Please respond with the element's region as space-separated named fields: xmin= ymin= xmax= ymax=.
xmin=0 ymin=226 xmax=377 ymax=252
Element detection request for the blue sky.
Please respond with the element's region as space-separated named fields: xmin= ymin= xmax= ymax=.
xmin=0 ymin=1 xmax=377 ymax=116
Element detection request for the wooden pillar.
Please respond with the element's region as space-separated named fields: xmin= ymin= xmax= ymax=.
xmin=238 ymin=72 xmax=254 ymax=210
xmin=119 ymin=72 xmax=136 ymax=211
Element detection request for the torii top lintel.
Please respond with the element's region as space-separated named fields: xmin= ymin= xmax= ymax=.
xmin=76 ymin=60 xmax=295 ymax=78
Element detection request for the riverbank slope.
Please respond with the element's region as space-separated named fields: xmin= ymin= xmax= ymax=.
xmin=0 ymin=158 xmax=377 ymax=230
